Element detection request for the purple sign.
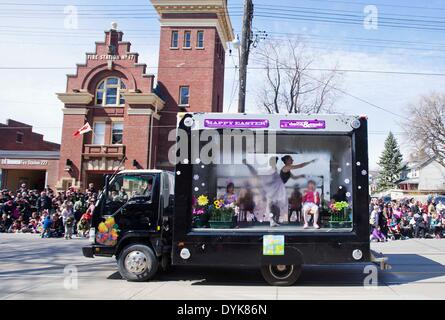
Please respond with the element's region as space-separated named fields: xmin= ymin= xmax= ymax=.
xmin=280 ymin=120 xmax=326 ymax=130
xmin=204 ymin=119 xmax=269 ymax=129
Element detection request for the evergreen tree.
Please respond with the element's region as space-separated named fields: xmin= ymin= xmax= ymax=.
xmin=377 ymin=132 xmax=404 ymax=191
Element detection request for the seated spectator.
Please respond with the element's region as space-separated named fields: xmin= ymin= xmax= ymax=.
xmin=430 ymin=212 xmax=442 ymax=239
xmin=399 ymin=216 xmax=413 ymax=239
xmin=77 ymin=218 xmax=90 ymax=238
xmin=8 ymin=220 xmax=21 ymax=233
xmin=1 ymin=213 xmax=12 ymax=232
xmin=413 ymin=212 xmax=427 ymax=238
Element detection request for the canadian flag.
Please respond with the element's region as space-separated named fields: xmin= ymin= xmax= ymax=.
xmin=73 ymin=122 xmax=92 ymax=137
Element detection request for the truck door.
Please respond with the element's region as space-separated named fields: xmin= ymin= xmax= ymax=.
xmin=104 ymin=173 xmax=159 ymax=232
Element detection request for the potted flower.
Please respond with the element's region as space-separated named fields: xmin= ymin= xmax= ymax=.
xmin=192 ymin=195 xmax=210 ymax=228
xmin=328 ymin=201 xmax=352 ymax=228
xmin=208 ymin=199 xmax=239 ymax=229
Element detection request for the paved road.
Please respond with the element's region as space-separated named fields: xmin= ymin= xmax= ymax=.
xmin=1 ymin=234 xmax=445 ymax=299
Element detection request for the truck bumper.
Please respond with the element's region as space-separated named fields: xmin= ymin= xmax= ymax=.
xmin=82 ymin=246 xmax=95 ymax=258
xmin=82 ymin=245 xmax=115 ymax=258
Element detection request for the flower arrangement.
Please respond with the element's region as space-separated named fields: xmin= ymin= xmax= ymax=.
xmin=192 ymin=194 xmax=240 ymax=228
xmin=329 ymin=201 xmax=351 ymax=223
xmin=209 ymin=200 xmax=239 ymax=222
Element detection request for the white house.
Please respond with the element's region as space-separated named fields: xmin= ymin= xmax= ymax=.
xmin=398 ymin=157 xmax=445 ymax=192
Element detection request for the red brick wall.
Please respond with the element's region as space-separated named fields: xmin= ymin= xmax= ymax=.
xmin=155 ymin=26 xmax=226 ymax=167
xmin=57 ymin=113 xmax=87 ymax=182
xmin=123 ymin=112 xmax=151 ymax=170
xmin=0 ymin=120 xmax=60 ymax=151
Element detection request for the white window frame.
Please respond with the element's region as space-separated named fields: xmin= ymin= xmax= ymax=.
xmin=196 ymin=30 xmax=204 ymax=48
xmin=171 ymin=30 xmax=179 ymax=48
xmin=95 ymin=77 xmax=126 ymax=107
xmin=183 ymin=30 xmax=191 ymax=48
xmin=92 ymin=121 xmax=106 ymax=145
xmin=179 ymin=86 xmax=190 ymax=106
xmin=111 ymin=122 xmax=124 ymax=145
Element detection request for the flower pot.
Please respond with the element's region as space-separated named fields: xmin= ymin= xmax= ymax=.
xmin=209 ymin=220 xmax=234 ymax=229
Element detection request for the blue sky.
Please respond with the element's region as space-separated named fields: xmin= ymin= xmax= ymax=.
xmin=1 ymin=0 xmax=445 ymax=169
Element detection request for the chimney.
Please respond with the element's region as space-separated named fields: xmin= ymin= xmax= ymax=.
xmin=105 ymin=22 xmax=123 ymax=54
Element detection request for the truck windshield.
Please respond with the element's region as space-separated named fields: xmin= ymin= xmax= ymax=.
xmin=106 ymin=174 xmax=155 ymax=212
xmin=189 ymin=131 xmax=355 ymax=232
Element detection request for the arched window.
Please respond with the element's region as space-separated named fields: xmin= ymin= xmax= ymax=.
xmin=95 ymin=77 xmax=126 ymax=106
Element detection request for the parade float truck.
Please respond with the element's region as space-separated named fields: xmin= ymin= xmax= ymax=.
xmin=83 ymin=113 xmax=388 ymax=286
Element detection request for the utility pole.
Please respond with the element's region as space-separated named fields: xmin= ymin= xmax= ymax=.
xmin=238 ymin=0 xmax=254 ymax=113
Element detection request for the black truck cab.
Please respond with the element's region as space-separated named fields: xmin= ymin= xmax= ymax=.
xmin=82 ymin=170 xmax=175 ymax=281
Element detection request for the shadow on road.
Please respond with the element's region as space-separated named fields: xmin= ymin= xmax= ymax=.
xmin=106 ymin=253 xmax=445 ymax=287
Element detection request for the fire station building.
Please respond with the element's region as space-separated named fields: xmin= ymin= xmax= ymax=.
xmin=56 ymin=0 xmax=233 ymax=190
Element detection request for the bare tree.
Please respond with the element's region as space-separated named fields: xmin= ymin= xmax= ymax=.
xmin=403 ymin=92 xmax=445 ymax=168
xmin=255 ymin=38 xmax=341 ymax=114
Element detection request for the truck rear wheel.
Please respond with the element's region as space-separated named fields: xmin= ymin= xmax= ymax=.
xmin=117 ymin=244 xmax=158 ymax=282
xmin=260 ymin=264 xmax=302 ymax=286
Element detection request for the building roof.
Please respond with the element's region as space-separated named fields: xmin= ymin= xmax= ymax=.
xmin=398 ymin=178 xmax=419 ymax=185
xmin=0 ymin=150 xmax=60 ymax=160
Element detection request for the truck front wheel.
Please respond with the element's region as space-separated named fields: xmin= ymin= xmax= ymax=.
xmin=260 ymin=264 xmax=302 ymax=286
xmin=117 ymin=244 xmax=158 ymax=282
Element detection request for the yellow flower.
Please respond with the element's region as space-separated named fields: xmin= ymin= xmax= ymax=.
xmin=214 ymin=200 xmax=223 ymax=209
xmin=197 ymin=195 xmax=209 ymax=206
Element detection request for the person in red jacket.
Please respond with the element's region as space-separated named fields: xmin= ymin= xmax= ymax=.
xmin=302 ymin=180 xmax=321 ymax=229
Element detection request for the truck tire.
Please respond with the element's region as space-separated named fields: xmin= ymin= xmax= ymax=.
xmin=260 ymin=264 xmax=302 ymax=286
xmin=117 ymin=244 xmax=158 ymax=282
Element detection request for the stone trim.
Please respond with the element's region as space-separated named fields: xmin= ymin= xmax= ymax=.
xmin=123 ymin=92 xmax=165 ymax=111
xmin=151 ymin=0 xmax=234 ymax=47
xmin=61 ymin=108 xmax=89 ymax=115
xmin=57 ymin=92 xmax=94 ymax=104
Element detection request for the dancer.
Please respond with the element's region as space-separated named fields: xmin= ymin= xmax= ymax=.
xmin=244 ymin=157 xmax=287 ymax=227
xmin=280 ymin=155 xmax=316 ymax=184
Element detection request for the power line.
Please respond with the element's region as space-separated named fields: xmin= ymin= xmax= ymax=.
xmin=253 ymin=13 xmax=445 ymax=32
xmin=254 ymin=4 xmax=445 ymax=22
xmin=2 ymin=65 xmax=445 ymax=77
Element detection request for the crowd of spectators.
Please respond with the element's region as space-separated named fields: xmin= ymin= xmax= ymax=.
xmin=0 ymin=182 xmax=98 ymax=239
xmin=369 ymin=197 xmax=445 ymax=241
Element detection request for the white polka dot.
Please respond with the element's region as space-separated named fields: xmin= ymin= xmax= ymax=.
xmin=356 ymin=162 xmax=361 ymax=166
xmin=194 ymin=187 xmax=199 ymax=192
xmin=358 ymin=186 xmax=362 ymax=190
xmin=176 ymin=171 xmax=181 ymax=175
xmin=195 ymin=158 xmax=201 ymax=164
xmin=361 ymin=170 xmax=368 ymax=176
xmin=183 ymin=159 xmax=189 ymax=164
xmin=344 ymin=179 xmax=350 ymax=184
xmin=337 ymin=168 xmax=342 ymax=172
xmin=193 ymin=174 xmax=199 ymax=180
xmin=346 ymin=192 xmax=351 ymax=198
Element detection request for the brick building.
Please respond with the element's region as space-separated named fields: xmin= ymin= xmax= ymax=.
xmin=0 ymin=119 xmax=60 ymax=190
xmin=56 ymin=0 xmax=233 ymax=190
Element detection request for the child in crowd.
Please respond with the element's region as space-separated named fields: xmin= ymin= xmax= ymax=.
xmin=41 ymin=214 xmax=52 ymax=238
xmin=77 ymin=217 xmax=90 ymax=238
xmin=302 ymin=180 xmax=320 ymax=229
